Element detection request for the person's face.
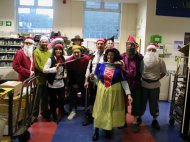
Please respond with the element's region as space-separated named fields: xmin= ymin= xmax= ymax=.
xmin=107 ymin=52 xmax=115 ymax=63
xmin=147 ymin=48 xmax=156 ymax=53
xmin=126 ymin=42 xmax=137 ymax=57
xmin=54 ymin=48 xmax=63 ymax=57
xmin=96 ymin=41 xmax=105 ymax=51
xmin=126 ymin=42 xmax=135 ymax=50
xmin=73 ymin=39 xmax=81 ymax=45
xmin=73 ymin=50 xmax=81 ymax=59
xmin=40 ymin=40 xmax=48 ymax=48
xmin=24 ymin=42 xmax=33 ymax=47
xmin=105 ymin=40 xmax=114 ymax=49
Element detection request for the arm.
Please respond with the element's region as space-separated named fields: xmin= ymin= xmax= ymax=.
xmin=33 ymin=50 xmax=45 ymax=72
xmin=159 ymin=59 xmax=167 ymax=80
xmin=121 ymin=81 xmax=133 ymax=103
xmin=114 ymin=60 xmax=125 ymax=69
xmin=12 ymin=50 xmax=31 ymax=78
xmin=84 ymin=60 xmax=91 ymax=88
xmin=43 ymin=58 xmax=57 ymax=73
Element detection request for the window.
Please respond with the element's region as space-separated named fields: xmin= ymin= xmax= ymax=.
xmin=83 ymin=2 xmax=121 ymax=39
xmin=16 ymin=0 xmax=53 ymax=33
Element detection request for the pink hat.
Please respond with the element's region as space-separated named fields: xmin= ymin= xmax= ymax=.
xmin=126 ymin=35 xmax=137 ymax=43
xmin=54 ymin=43 xmax=64 ymax=49
xmin=24 ymin=36 xmax=34 ymax=44
xmin=147 ymin=43 xmax=159 ymax=50
xmin=96 ymin=38 xmax=105 ymax=43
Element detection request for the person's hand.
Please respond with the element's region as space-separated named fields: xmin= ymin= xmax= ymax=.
xmin=84 ymin=80 xmax=89 ymax=89
xmin=30 ymin=71 xmax=34 ymax=76
xmin=56 ymin=63 xmax=61 ymax=70
xmin=114 ymin=61 xmax=124 ymax=68
xmin=127 ymin=94 xmax=133 ymax=103
xmin=90 ymin=73 xmax=94 ymax=80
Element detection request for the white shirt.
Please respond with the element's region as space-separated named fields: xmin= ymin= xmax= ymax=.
xmin=43 ymin=57 xmax=65 ymax=88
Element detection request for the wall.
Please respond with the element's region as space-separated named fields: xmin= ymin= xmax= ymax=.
xmin=136 ymin=0 xmax=147 ymax=54
xmin=0 ymin=0 xmax=137 ymax=52
xmin=1 ymin=0 xmax=190 ymax=68
xmin=119 ymin=3 xmax=137 ymax=53
xmin=145 ymin=0 xmax=190 ymax=70
xmin=0 ymin=0 xmax=15 ymax=33
xmin=53 ymin=0 xmax=83 ymax=38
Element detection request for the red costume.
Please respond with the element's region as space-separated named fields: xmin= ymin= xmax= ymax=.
xmin=12 ymin=49 xmax=34 ymax=81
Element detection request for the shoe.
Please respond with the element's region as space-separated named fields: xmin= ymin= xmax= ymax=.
xmin=137 ymin=117 xmax=142 ymax=124
xmin=92 ymin=129 xmax=99 ymax=141
xmin=132 ymin=123 xmax=140 ymax=133
xmin=152 ymin=120 xmax=160 ymax=130
xmin=67 ymin=111 xmax=76 ymax=120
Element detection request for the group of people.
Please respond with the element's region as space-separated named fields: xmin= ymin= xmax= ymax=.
xmin=12 ymin=34 xmax=166 ymax=141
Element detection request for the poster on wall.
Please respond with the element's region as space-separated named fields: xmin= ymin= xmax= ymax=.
xmin=174 ymin=41 xmax=183 ymax=62
xmin=174 ymin=41 xmax=183 ymax=54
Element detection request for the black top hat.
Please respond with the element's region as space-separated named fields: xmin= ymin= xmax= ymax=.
xmin=71 ymin=35 xmax=84 ymax=42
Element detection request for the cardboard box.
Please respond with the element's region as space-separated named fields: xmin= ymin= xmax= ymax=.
xmin=0 ymin=95 xmax=21 ymax=114
xmin=0 ymin=88 xmax=13 ymax=99
xmin=0 ymin=81 xmax=22 ymax=96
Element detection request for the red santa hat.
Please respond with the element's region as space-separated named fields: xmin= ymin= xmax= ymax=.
xmin=126 ymin=35 xmax=137 ymax=44
xmin=147 ymin=43 xmax=159 ymax=50
xmin=51 ymin=36 xmax=64 ymax=44
xmin=24 ymin=36 xmax=34 ymax=44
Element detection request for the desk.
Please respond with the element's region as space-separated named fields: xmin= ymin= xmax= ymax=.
xmin=0 ymin=88 xmax=14 ymax=140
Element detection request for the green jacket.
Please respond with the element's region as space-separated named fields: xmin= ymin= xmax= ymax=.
xmin=34 ymin=46 xmax=51 ymax=85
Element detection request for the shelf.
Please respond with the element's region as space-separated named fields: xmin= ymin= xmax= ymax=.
xmin=0 ymin=45 xmax=21 ymax=47
xmin=0 ymin=59 xmax=13 ymax=61
xmin=0 ymin=38 xmax=21 ymax=67
xmin=0 ymin=52 xmax=16 ymax=54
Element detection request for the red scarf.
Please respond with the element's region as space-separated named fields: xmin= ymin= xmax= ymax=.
xmin=56 ymin=57 xmax=64 ymax=64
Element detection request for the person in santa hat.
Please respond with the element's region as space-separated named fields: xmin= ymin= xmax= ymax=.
xmin=43 ymin=43 xmax=66 ymax=123
xmin=121 ymin=35 xmax=143 ymax=132
xmin=12 ymin=36 xmax=35 ymax=81
xmin=33 ymin=35 xmax=51 ymax=121
xmin=43 ymin=44 xmax=65 ymax=122
xmin=48 ymin=36 xmax=69 ymax=57
xmin=141 ymin=43 xmax=166 ymax=130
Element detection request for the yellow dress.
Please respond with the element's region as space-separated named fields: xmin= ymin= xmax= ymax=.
xmin=92 ymin=63 xmax=126 ymax=130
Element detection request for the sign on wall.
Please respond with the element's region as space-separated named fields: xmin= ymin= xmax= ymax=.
xmin=0 ymin=20 xmax=12 ymax=27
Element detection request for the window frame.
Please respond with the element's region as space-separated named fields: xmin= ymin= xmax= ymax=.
xmin=83 ymin=1 xmax=121 ymax=39
xmin=16 ymin=0 xmax=54 ymax=33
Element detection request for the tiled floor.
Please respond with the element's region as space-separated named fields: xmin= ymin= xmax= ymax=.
xmin=11 ymin=101 xmax=187 ymax=142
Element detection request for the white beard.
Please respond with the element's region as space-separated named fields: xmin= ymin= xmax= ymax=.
xmin=23 ymin=45 xmax=34 ymax=58
xmin=144 ymin=51 xmax=159 ymax=68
